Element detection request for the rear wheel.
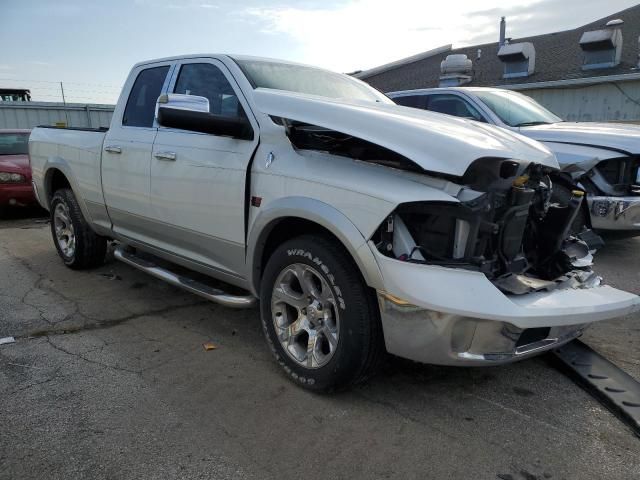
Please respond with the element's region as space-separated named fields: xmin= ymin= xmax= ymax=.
xmin=260 ymin=234 xmax=384 ymax=391
xmin=50 ymin=188 xmax=107 ymax=269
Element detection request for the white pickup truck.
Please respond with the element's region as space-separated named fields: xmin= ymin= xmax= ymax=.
xmin=29 ymin=55 xmax=639 ymax=391
xmin=388 ymin=87 xmax=640 ymax=233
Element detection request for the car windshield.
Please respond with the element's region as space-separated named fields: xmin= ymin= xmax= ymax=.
xmin=473 ymin=89 xmax=562 ymax=127
xmin=0 ymin=133 xmax=29 ymax=155
xmin=235 ymin=59 xmax=391 ymax=104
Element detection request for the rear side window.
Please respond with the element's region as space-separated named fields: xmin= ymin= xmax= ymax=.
xmin=173 ymin=63 xmax=244 ymax=117
xmin=122 ymin=66 xmax=169 ymax=127
xmin=393 ymin=95 xmax=427 ymax=109
xmin=426 ymin=94 xmax=483 ymax=121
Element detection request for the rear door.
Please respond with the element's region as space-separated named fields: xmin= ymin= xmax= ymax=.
xmin=101 ymin=62 xmax=173 ymax=242
xmin=149 ymin=58 xmax=259 ymax=277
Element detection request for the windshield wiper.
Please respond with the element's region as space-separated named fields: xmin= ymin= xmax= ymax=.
xmin=513 ymin=121 xmax=551 ymax=127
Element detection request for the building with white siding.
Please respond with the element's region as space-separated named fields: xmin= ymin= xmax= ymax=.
xmin=355 ymin=5 xmax=640 ymax=123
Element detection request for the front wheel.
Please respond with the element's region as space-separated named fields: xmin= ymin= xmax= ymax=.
xmin=260 ymin=234 xmax=384 ymax=391
xmin=50 ymin=188 xmax=107 ymax=269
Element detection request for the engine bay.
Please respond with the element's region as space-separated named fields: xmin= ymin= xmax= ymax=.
xmin=372 ymin=158 xmax=604 ymax=295
xmin=586 ymin=156 xmax=640 ymax=197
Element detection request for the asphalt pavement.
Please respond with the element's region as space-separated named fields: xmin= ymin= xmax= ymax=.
xmin=1 ymin=212 xmax=639 ymax=480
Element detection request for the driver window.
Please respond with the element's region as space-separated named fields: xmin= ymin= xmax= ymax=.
xmin=173 ymin=63 xmax=244 ymax=118
xmin=426 ymin=94 xmax=484 ymax=122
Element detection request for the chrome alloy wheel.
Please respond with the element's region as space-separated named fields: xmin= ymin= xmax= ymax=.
xmin=53 ymin=203 xmax=76 ymax=258
xmin=271 ymin=263 xmax=340 ymax=369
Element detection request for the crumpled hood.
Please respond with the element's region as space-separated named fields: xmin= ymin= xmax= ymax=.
xmin=521 ymin=122 xmax=640 ymax=155
xmin=252 ymin=89 xmax=559 ymax=177
xmin=0 ymin=154 xmax=30 ymax=174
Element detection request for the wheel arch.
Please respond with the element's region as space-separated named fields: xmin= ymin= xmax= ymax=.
xmin=44 ymin=167 xmax=72 ymax=206
xmin=247 ymin=197 xmax=384 ymax=296
xmin=42 ymin=161 xmax=94 ymax=225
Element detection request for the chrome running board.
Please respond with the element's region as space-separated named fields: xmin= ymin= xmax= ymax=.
xmin=114 ymin=247 xmax=256 ymax=309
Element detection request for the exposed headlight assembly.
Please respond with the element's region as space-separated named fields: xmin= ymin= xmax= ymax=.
xmin=0 ymin=172 xmax=26 ymax=183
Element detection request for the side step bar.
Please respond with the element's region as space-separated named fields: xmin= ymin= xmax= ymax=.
xmin=552 ymin=340 xmax=640 ymax=437
xmin=114 ymin=247 xmax=257 ymax=309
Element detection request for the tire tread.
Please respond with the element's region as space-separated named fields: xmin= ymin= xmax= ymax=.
xmin=51 ymin=188 xmax=107 ymax=269
xmin=260 ymin=233 xmax=385 ymax=391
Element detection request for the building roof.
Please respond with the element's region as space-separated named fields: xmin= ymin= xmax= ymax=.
xmin=358 ymin=5 xmax=640 ymax=92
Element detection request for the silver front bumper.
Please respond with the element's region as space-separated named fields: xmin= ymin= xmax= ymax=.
xmin=370 ymin=245 xmax=640 ymax=366
xmin=378 ymin=293 xmax=586 ymax=366
xmin=588 ymin=195 xmax=640 ymax=230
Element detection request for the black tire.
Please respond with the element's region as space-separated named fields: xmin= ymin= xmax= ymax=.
xmin=260 ymin=234 xmax=384 ymax=392
xmin=50 ymin=188 xmax=107 ymax=269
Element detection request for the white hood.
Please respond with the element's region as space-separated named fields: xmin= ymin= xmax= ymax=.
xmin=521 ymin=122 xmax=640 ymax=155
xmin=252 ymin=89 xmax=559 ymax=177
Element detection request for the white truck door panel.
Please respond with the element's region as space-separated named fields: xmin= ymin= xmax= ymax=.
xmin=150 ymin=60 xmax=258 ymax=277
xmin=101 ymin=64 xmax=173 ymax=242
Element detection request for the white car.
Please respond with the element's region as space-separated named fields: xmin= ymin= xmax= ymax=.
xmin=28 ymin=55 xmax=639 ymax=391
xmin=388 ymin=87 xmax=640 ymax=233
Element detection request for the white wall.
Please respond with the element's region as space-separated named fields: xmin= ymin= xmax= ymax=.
xmin=0 ymin=101 xmax=114 ymax=129
xmin=521 ymin=80 xmax=640 ymax=123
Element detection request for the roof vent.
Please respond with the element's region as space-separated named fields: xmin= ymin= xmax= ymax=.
xmin=499 ymin=17 xmax=507 ymax=46
xmin=580 ymin=21 xmax=623 ymax=70
xmin=497 ymin=42 xmax=536 ymax=78
xmin=439 ymin=54 xmax=473 ymax=87
xmin=606 ymin=19 xmax=624 ymax=27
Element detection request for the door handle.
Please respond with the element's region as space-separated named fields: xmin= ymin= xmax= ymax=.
xmin=104 ymin=145 xmax=122 ymax=154
xmin=154 ymin=151 xmax=177 ymax=161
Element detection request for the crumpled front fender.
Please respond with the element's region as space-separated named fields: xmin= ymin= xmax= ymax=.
xmin=545 ymin=141 xmax=627 ymax=178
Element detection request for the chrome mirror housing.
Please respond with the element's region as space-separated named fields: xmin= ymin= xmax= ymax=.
xmin=155 ymin=93 xmax=209 ymax=121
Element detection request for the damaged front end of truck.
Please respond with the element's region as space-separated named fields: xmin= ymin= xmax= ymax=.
xmin=274 ymin=113 xmax=601 ymax=296
xmin=250 ymin=82 xmax=640 ymax=367
xmin=372 ymin=157 xmax=603 ymax=296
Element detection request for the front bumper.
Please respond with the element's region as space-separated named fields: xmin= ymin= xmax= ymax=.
xmin=0 ymin=183 xmax=36 ymax=207
xmin=588 ymin=195 xmax=640 ymax=231
xmin=378 ymin=294 xmax=587 ymax=365
xmin=371 ymin=245 xmax=640 ymax=366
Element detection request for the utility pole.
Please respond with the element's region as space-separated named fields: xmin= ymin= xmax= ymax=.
xmin=60 ymin=82 xmax=70 ymax=127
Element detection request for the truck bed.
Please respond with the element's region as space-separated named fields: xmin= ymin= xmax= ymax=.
xmin=29 ymin=125 xmax=108 ymax=216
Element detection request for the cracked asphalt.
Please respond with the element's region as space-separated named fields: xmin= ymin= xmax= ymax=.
xmin=1 ymin=212 xmax=639 ymax=480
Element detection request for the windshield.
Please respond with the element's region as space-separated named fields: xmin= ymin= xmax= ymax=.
xmin=235 ymin=59 xmax=391 ymax=104
xmin=0 ymin=133 xmax=29 ymax=155
xmin=473 ymin=89 xmax=562 ymax=127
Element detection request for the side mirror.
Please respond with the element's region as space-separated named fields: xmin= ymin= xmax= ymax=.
xmin=157 ymin=93 xmax=210 ymax=113
xmin=156 ymin=94 xmax=253 ymax=140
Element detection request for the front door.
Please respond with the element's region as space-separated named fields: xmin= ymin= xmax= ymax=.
xmin=150 ymin=59 xmax=259 ymax=278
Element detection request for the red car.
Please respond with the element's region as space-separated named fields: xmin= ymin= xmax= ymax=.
xmin=0 ymin=129 xmax=36 ymax=214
